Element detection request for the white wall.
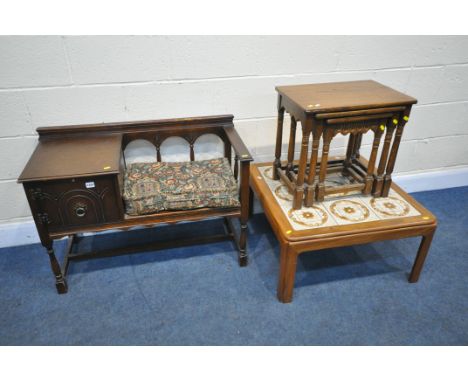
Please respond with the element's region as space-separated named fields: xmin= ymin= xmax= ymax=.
xmin=1 ymin=35 xmax=468 ymax=224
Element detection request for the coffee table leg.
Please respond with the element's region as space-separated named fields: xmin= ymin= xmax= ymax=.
xmin=277 ymin=244 xmax=298 ymax=303
xmin=409 ymin=229 xmax=435 ymax=283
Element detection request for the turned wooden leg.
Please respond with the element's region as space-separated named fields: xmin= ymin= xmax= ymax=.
xmin=316 ymin=128 xmax=333 ymax=202
xmin=233 ymin=155 xmax=239 ymax=180
xmin=44 ymin=242 xmax=68 ymax=294
xmin=239 ymin=223 xmax=248 ymax=267
xmin=304 ymin=127 xmax=322 ymax=207
xmin=292 ymin=124 xmax=312 ymax=210
xmin=286 ymin=116 xmax=297 ymax=175
xmin=343 ymin=133 xmax=356 ymax=176
xmin=273 ymin=104 xmax=285 ymax=180
xmin=409 ymin=230 xmax=435 ymax=283
xmin=373 ymin=122 xmax=396 ymax=197
xmin=382 ymin=112 xmax=410 ymax=196
xmin=248 ymin=186 xmax=254 ymax=218
xmin=363 ymin=126 xmax=384 ymax=194
xmin=353 ymin=133 xmax=363 ymax=158
xmin=238 ymin=161 xmax=251 ymax=266
xmin=277 ymin=244 xmax=298 ymax=303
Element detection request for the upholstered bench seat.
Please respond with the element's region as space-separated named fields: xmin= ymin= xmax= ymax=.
xmin=123 ymin=158 xmax=240 ymax=215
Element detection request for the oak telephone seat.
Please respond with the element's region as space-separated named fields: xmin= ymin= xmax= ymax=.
xmin=18 ymin=115 xmax=252 ymax=294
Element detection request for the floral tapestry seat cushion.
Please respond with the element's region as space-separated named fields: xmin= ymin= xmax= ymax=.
xmin=123 ymin=158 xmax=240 ymax=215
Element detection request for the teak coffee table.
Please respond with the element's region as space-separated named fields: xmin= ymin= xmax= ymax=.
xmin=250 ymin=161 xmax=437 ymax=303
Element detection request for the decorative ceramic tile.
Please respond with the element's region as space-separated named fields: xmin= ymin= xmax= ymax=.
xmin=363 ymin=189 xmax=421 ymax=220
xmin=287 ymin=206 xmax=330 ymax=228
xmin=258 ymin=165 xmax=420 ymax=231
xmin=322 ymin=198 xmax=381 ymax=225
xmin=274 ymin=184 xmax=293 ymax=202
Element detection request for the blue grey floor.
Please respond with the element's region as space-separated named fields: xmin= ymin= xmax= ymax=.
xmin=0 ymin=187 xmax=467 ymax=345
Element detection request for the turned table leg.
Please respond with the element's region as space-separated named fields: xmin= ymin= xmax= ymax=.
xmin=43 ymin=240 xmax=68 ymax=294
xmin=363 ymin=126 xmax=384 ymax=194
xmin=304 ymin=126 xmax=323 ymax=207
xmin=373 ymin=121 xmax=396 ymax=197
xmin=277 ymin=243 xmax=298 ymax=303
xmin=286 ymin=116 xmax=297 ymax=175
xmin=353 ymin=133 xmax=363 ymax=158
xmin=273 ymin=100 xmax=285 ymax=180
xmin=343 ymin=133 xmax=356 ymax=176
xmin=29 ymin=192 xmax=68 ymax=294
xmin=316 ymin=128 xmax=333 ymax=202
xmin=382 ymin=111 xmax=410 ymax=197
xmin=409 ymin=229 xmax=435 ymax=283
xmin=293 ymin=123 xmax=312 ymax=209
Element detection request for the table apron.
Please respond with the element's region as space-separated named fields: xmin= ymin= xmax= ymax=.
xmin=289 ymin=224 xmax=436 ymax=255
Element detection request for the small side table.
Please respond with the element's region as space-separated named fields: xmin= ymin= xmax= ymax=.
xmin=273 ymin=80 xmax=417 ymax=209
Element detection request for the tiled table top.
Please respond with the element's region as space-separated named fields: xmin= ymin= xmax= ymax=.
xmin=258 ymin=165 xmax=421 ymax=231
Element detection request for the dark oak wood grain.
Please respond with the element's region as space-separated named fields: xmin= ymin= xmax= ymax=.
xmin=18 ymin=135 xmax=122 ymax=182
xmin=18 ymin=114 xmax=252 ymax=294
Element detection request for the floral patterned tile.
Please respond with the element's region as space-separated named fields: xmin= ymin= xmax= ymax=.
xmin=321 ymin=197 xmax=381 ymax=226
xmin=286 ymin=204 xmax=338 ymax=230
xmin=361 ymin=189 xmax=421 ymax=220
xmin=264 ymin=181 xmax=338 ymax=230
xmin=257 ymin=165 xmax=421 ymax=231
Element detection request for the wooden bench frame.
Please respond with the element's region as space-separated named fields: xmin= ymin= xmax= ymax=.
xmin=18 ymin=115 xmax=253 ymax=294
